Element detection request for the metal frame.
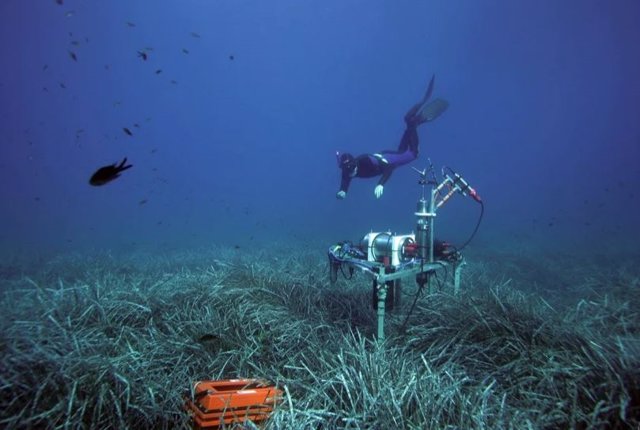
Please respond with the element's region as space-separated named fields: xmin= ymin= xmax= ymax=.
xmin=328 ymin=164 xmax=475 ymax=341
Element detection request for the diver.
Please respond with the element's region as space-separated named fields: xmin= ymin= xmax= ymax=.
xmin=336 ymin=75 xmax=448 ymax=199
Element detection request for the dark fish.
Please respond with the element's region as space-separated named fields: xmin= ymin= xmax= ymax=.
xmin=155 ymin=69 xmax=162 ymax=74
xmin=89 ymin=158 xmax=132 ymax=186
xmin=198 ymin=334 xmax=218 ymax=342
xmin=69 ymin=51 xmax=77 ymax=61
xmin=59 ymin=82 xmax=66 ymax=89
xmin=133 ymin=123 xmax=140 ymax=128
xmin=170 ymin=80 xmax=177 ymax=84
xmin=123 ymin=127 xmax=133 ymax=136
xmin=55 ymin=0 xmax=63 ymax=4
xmin=182 ymin=48 xmax=189 ymax=54
xmin=138 ymin=199 xmax=148 ymax=205
xmin=126 ymin=21 xmax=136 ymax=27
xmin=229 ymin=54 xmax=234 ymax=60
xmin=190 ymin=32 xmax=201 ymax=38
xmin=43 ymin=64 xmax=48 ymax=71
xmin=137 ymin=51 xmax=148 ymax=61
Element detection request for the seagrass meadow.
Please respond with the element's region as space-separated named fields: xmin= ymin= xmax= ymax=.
xmin=2 ymin=1 xmax=640 ymax=428
xmin=1 ymin=245 xmax=638 ymax=429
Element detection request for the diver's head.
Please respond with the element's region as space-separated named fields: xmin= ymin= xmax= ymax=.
xmin=336 ymin=152 xmax=356 ymax=173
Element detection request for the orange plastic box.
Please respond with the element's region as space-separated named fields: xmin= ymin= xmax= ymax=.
xmin=185 ymin=379 xmax=282 ymax=429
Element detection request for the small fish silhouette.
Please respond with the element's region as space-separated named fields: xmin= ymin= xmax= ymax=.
xmin=89 ymin=158 xmax=132 ymax=186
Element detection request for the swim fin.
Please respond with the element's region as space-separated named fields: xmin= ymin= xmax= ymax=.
xmin=421 ymin=74 xmax=435 ymax=105
xmin=417 ymin=98 xmax=449 ymax=123
xmin=404 ymin=74 xmax=447 ymax=125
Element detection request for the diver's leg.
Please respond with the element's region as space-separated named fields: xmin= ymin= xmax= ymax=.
xmin=396 ymin=125 xmax=419 ymax=154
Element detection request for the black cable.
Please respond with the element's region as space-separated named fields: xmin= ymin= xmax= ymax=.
xmin=339 ymin=263 xmax=353 ymax=280
xmin=400 ymin=279 xmax=425 ymax=333
xmin=399 ymin=266 xmax=452 ymax=334
xmin=457 ymin=200 xmax=484 ymax=252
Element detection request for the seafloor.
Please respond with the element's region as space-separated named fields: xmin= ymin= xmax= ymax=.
xmin=1 ymin=244 xmax=638 ymax=429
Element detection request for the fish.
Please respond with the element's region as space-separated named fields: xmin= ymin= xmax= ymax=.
xmin=69 ymin=51 xmax=77 ymax=61
xmin=123 ymin=127 xmax=133 ymax=136
xmin=155 ymin=69 xmax=162 ymax=74
xmin=55 ymin=0 xmax=63 ymax=4
xmin=89 ymin=158 xmax=132 ymax=186
xmin=198 ymin=334 xmax=218 ymax=343
xmin=138 ymin=199 xmax=148 ymax=205
xmin=126 ymin=21 xmax=136 ymax=27
xmin=137 ymin=51 xmax=148 ymax=61
xmin=229 ymin=54 xmax=234 ymax=60
xmin=182 ymin=48 xmax=189 ymax=54
xmin=190 ymin=32 xmax=201 ymax=38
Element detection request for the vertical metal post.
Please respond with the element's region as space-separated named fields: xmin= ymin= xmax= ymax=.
xmin=376 ymin=278 xmax=387 ymax=341
xmin=428 ymin=188 xmax=436 ymax=263
xmin=415 ymin=198 xmax=429 ymax=261
xmin=454 ymin=259 xmax=466 ymax=295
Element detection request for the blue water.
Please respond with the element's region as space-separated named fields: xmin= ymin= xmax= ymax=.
xmin=1 ymin=0 xmax=639 ymax=255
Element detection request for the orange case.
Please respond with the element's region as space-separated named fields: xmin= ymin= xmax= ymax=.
xmin=185 ymin=379 xmax=282 ymax=429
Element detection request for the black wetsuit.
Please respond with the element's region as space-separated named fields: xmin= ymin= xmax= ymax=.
xmin=339 ymin=120 xmax=420 ymax=193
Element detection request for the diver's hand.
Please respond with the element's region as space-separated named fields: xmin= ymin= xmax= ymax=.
xmin=374 ymin=185 xmax=384 ymax=199
xmin=336 ymin=190 xmax=346 ymax=199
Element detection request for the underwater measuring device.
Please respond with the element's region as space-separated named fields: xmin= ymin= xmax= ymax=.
xmin=328 ymin=161 xmax=484 ymax=340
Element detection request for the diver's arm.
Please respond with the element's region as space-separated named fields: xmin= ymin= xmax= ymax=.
xmin=378 ymin=165 xmax=393 ymax=186
xmin=339 ymin=170 xmax=352 ymax=193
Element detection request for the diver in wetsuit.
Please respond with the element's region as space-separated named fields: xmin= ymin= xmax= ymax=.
xmin=336 ymin=75 xmax=448 ymax=199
